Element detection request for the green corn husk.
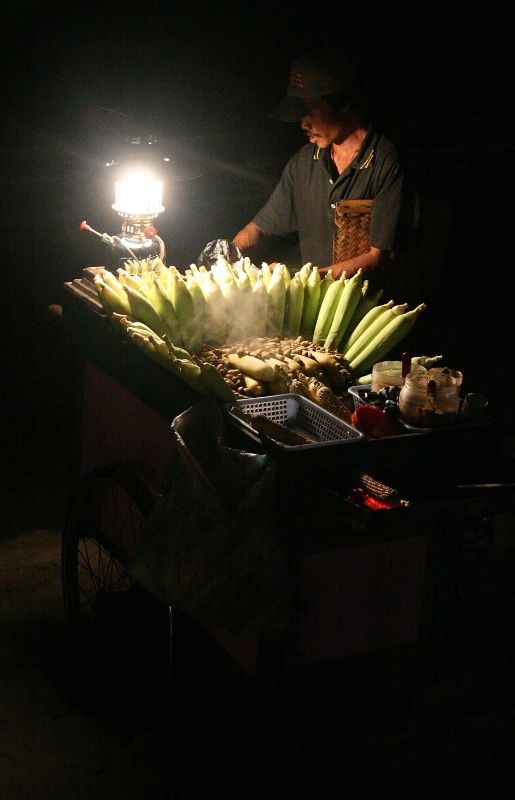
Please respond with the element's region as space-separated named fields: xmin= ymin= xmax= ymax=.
xmin=212 ymin=255 xmax=236 ymax=288
xmin=166 ymin=352 xmax=211 ymax=395
xmin=300 ymin=267 xmax=322 ymax=341
xmin=201 ymin=272 xmax=227 ymax=344
xmin=318 ymin=270 xmax=335 ymax=306
xmin=168 ymin=271 xmax=202 ymax=354
xmin=94 ymin=275 xmax=133 ymax=317
xmin=343 ymin=301 xmax=404 ymax=363
xmin=266 ymin=264 xmax=288 ymax=338
xmin=298 ymin=263 xmax=312 ymax=287
xmin=349 ymin=304 xmax=427 ymax=376
xmin=186 ymin=273 xmax=211 ymax=344
xmin=338 ymin=287 xmax=384 ymax=354
xmin=252 ymin=275 xmax=269 ymax=338
xmin=325 ymin=269 xmax=364 ymax=351
xmin=150 ymin=276 xmax=183 ymax=346
xmin=123 ymin=284 xmax=171 ymax=338
xmin=284 ymin=272 xmax=305 ymax=338
xmin=243 ymin=257 xmax=259 ymax=287
xmin=341 ymin=299 xmax=393 ymax=357
xmin=312 ymin=273 xmax=345 ymax=345
xmin=192 ymin=355 xmax=237 ymax=402
xmin=261 ymin=262 xmax=272 ymax=289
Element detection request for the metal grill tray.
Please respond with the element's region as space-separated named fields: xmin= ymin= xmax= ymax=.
xmin=224 ymin=394 xmax=364 ymax=450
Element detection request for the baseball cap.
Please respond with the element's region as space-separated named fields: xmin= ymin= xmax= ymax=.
xmin=271 ymin=46 xmax=359 ymax=122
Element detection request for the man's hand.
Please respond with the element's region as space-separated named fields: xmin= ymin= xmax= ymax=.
xmin=232 ymin=221 xmax=266 ymax=251
xmin=324 ymin=246 xmax=386 ymax=279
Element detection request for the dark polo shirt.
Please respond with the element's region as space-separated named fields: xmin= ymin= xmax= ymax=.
xmin=253 ymin=127 xmax=418 ymax=269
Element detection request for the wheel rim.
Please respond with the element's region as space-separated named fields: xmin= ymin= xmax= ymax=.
xmin=63 ymin=475 xmax=148 ymax=627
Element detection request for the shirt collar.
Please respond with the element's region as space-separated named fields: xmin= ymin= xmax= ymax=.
xmin=316 ymin=126 xmax=374 ymax=171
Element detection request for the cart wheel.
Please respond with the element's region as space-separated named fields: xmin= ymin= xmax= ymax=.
xmin=61 ymin=463 xmax=172 ymax=728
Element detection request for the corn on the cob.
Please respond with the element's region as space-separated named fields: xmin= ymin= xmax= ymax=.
xmin=411 ymin=355 xmax=443 ymax=368
xmin=124 ymin=259 xmax=139 ymax=275
xmin=268 ymin=369 xmax=291 ymax=395
xmin=123 ymin=271 xmax=152 ymax=297
xmin=342 ymin=298 xmax=394 ymax=355
xmin=115 ymin=268 xmax=128 ymax=285
xmin=123 ymin=284 xmax=171 ymax=337
xmin=324 ymin=269 xmax=363 ymax=351
xmin=356 ymin=473 xmax=401 ymax=503
xmin=212 ymin=254 xmax=236 ymax=287
xmin=349 ymin=304 xmax=426 ymax=376
xmin=247 ymin=414 xmax=312 ymax=446
xmin=284 ymin=272 xmax=305 ymax=338
xmin=243 ymin=257 xmax=259 ymax=287
xmin=312 ymin=273 xmax=345 ymax=344
xmin=280 ymin=263 xmax=291 ymax=289
xmin=150 ymin=276 xmax=183 ymax=345
xmin=100 ymin=269 xmax=128 ymax=303
xmin=261 ymin=262 xmax=272 ymax=289
xmin=126 ymin=330 xmax=156 ymax=357
xmin=219 ymin=275 xmax=241 ymax=341
xmin=266 ymin=264 xmax=287 ymax=338
xmin=168 ymin=271 xmax=202 ymax=354
xmin=191 ymin=355 xmax=237 ymax=402
xmin=243 ymin=374 xmax=265 ymax=396
xmin=162 ymin=334 xmax=195 ymax=363
xmin=201 ymin=272 xmax=227 ymax=344
xmin=282 ymin=356 xmax=302 ymax=374
xmin=307 ymin=378 xmax=353 ymax=423
xmin=300 ymin=267 xmax=321 ymax=341
xmin=166 ymin=351 xmax=211 ymax=395
xmin=298 ymin=263 xmax=312 ymax=287
xmin=94 ymin=276 xmax=133 ymax=317
xmin=308 ymin=351 xmax=338 ymax=372
xmin=288 ymin=376 xmax=313 ymax=400
xmin=227 ymin=353 xmax=276 ymax=383
xmin=264 ymin=357 xmax=290 ymax=374
xmin=148 ymin=333 xmax=171 ymax=360
xmin=292 ymin=354 xmax=325 ymax=379
xmin=338 ymin=287 xmax=384 ymax=354
xmin=343 ymin=302 xmax=407 ymax=363
xmin=252 ymin=276 xmax=269 ymax=339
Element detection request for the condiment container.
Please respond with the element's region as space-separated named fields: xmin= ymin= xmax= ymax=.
xmin=398 ymin=370 xmax=460 ymax=428
xmin=371 ymin=360 xmax=426 ymax=393
xmin=459 ymin=392 xmax=489 ymax=423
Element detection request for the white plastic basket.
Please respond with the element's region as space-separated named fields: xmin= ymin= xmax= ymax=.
xmin=224 ymin=394 xmax=363 ymax=450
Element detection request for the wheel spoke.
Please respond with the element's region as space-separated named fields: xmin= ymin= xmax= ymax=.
xmin=64 ymin=475 xmax=149 ymax=623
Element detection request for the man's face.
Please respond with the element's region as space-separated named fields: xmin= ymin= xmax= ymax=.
xmin=300 ymin=99 xmax=348 ymax=148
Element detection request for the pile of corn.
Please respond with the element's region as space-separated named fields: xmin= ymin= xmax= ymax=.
xmin=93 ymin=256 xmax=426 ymax=407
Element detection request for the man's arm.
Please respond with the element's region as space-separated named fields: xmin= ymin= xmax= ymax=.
xmin=323 ymin=246 xmax=389 ymax=279
xmin=232 ymin=221 xmax=269 ymax=251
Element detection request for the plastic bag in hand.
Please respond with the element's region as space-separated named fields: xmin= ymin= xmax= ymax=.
xmin=196 ymin=238 xmax=243 ymax=268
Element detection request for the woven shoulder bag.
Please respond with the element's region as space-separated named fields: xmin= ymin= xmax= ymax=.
xmin=332 ymin=199 xmax=373 ymax=264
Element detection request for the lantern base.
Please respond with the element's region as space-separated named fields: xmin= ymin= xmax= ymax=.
xmin=104 ymin=233 xmax=163 ymax=272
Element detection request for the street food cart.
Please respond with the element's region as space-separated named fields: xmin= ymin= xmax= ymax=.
xmin=59 ymin=268 xmax=515 ymax=725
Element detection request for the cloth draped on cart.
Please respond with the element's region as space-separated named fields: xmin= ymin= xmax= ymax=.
xmin=127 ymin=398 xmax=294 ymax=637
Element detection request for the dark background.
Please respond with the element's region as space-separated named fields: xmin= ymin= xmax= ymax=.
xmin=1 ymin=1 xmax=514 ymax=535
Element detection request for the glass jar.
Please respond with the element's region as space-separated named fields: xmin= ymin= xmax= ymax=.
xmin=398 ymin=370 xmax=460 ymax=428
xmin=426 ymin=366 xmax=463 ymax=389
xmin=371 ymin=360 xmax=426 ymax=393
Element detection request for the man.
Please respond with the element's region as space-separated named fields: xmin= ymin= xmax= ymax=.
xmin=233 ymin=46 xmax=420 ymax=281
